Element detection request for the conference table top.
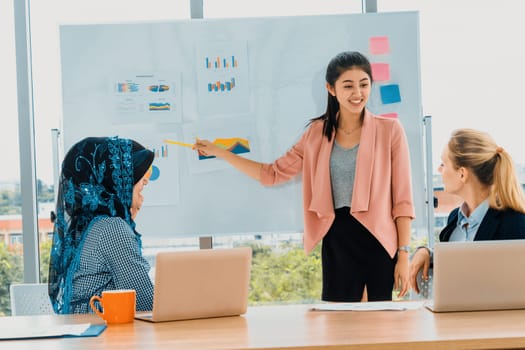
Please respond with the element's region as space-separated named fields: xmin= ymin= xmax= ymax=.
xmin=2 ymin=302 xmax=525 ymax=349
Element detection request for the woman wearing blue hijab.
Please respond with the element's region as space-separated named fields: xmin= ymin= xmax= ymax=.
xmin=49 ymin=136 xmax=155 ymax=314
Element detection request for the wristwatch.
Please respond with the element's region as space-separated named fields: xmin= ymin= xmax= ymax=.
xmin=397 ymin=245 xmax=410 ymax=253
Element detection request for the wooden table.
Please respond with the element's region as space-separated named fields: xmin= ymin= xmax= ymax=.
xmin=2 ymin=304 xmax=525 ymax=349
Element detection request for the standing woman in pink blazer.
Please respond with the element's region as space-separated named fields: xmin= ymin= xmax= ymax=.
xmin=195 ymin=51 xmax=415 ymax=302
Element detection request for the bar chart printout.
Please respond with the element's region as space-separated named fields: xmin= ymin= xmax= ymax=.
xmin=196 ymin=41 xmax=250 ymax=115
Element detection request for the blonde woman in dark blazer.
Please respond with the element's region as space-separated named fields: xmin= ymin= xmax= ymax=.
xmin=410 ymin=128 xmax=525 ymax=294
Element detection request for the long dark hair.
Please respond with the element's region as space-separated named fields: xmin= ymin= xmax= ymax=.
xmin=309 ymin=51 xmax=373 ymax=141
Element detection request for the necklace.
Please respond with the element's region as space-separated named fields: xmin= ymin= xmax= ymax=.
xmin=338 ymin=124 xmax=362 ymax=136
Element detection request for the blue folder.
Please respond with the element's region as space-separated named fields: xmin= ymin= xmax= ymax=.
xmin=0 ymin=323 xmax=107 ymax=341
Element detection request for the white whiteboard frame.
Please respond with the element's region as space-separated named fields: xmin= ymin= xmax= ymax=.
xmin=58 ymin=12 xmax=430 ymax=241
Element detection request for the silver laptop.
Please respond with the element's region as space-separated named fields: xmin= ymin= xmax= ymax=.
xmin=425 ymin=240 xmax=525 ymax=312
xmin=135 ymin=246 xmax=252 ymax=322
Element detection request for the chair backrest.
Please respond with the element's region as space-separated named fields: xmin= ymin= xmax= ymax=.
xmin=10 ymin=283 xmax=55 ymax=316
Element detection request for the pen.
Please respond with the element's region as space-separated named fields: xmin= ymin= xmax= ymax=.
xmin=163 ymin=139 xmax=194 ymax=148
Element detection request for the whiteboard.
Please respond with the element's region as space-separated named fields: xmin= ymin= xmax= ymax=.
xmin=59 ymin=11 xmax=428 ymax=238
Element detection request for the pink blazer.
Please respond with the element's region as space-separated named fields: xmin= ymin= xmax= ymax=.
xmin=259 ymin=110 xmax=415 ymax=258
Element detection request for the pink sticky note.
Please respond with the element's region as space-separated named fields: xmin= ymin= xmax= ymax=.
xmin=380 ymin=113 xmax=398 ymax=119
xmin=371 ymin=63 xmax=390 ymax=82
xmin=369 ymin=36 xmax=390 ymax=55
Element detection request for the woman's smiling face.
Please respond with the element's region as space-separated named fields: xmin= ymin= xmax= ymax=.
xmin=327 ymin=67 xmax=371 ymax=116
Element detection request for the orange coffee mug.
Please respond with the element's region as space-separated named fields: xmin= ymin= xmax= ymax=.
xmin=89 ymin=289 xmax=136 ymax=324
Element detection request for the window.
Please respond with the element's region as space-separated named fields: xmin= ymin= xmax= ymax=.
xmin=0 ymin=0 xmax=24 ymax=317
xmin=379 ymin=0 xmax=525 ymax=247
xmin=24 ymin=0 xmax=363 ymax=307
xmin=378 ymin=0 xmax=525 ymax=174
xmin=204 ymin=0 xmax=362 ymax=18
xmin=28 ymin=0 xmax=190 ymax=283
xmin=15 ymin=0 xmax=523 ymax=309
xmin=1 ymin=0 xmax=191 ymax=316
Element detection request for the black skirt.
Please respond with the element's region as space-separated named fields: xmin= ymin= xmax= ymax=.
xmin=321 ymin=207 xmax=397 ymax=302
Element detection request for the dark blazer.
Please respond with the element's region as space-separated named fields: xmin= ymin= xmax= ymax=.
xmin=439 ymin=207 xmax=525 ymax=242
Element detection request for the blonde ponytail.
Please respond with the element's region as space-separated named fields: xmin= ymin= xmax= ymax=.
xmin=491 ymin=148 xmax=525 ymax=213
xmin=448 ymin=128 xmax=525 ymax=213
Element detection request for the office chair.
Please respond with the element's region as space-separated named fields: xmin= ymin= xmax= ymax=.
xmin=9 ymin=283 xmax=55 ymax=316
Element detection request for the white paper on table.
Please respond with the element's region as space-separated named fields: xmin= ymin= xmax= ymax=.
xmin=3 ymin=323 xmax=91 ymax=339
xmin=310 ymin=301 xmax=425 ymax=312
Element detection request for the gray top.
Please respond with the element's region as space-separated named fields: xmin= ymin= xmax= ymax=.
xmin=330 ymin=142 xmax=359 ymax=209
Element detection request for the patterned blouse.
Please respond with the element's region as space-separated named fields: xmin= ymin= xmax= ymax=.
xmin=70 ymin=216 xmax=154 ymax=313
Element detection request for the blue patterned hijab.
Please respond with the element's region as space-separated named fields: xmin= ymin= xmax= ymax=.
xmin=49 ymin=136 xmax=154 ymax=314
